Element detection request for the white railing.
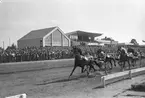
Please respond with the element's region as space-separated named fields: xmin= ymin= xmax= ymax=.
xmin=101 ymin=67 xmax=145 ymax=88
xmin=5 ymin=93 xmax=26 ymax=98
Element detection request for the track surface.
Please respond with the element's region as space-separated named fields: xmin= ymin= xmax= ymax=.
xmin=0 ymin=59 xmax=145 ymax=98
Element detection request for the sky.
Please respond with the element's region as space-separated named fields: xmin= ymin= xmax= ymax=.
xmin=0 ymin=0 xmax=145 ymax=48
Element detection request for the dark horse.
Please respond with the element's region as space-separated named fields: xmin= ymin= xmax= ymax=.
xmin=125 ymin=47 xmax=143 ymax=68
xmin=131 ymin=50 xmax=145 ymax=67
xmin=127 ymin=47 xmax=140 ymax=67
xmin=94 ymin=49 xmax=117 ymax=71
xmin=103 ymin=53 xmax=116 ymax=69
xmin=117 ymin=47 xmax=132 ymax=71
xmin=69 ymin=47 xmax=96 ymax=78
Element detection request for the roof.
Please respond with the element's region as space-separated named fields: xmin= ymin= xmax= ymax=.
xmin=18 ymin=27 xmax=56 ymax=40
xmin=95 ymin=39 xmax=111 ymax=44
xmin=66 ymin=30 xmax=102 ymax=37
xmin=101 ymin=37 xmax=114 ymax=41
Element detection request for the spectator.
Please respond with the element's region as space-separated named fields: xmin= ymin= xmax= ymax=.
xmin=0 ymin=45 xmax=144 ymax=63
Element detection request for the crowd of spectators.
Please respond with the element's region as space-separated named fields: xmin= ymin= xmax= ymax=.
xmin=0 ymin=45 xmax=145 ymax=63
xmin=76 ymin=45 xmax=118 ymax=56
xmin=0 ymin=46 xmax=73 ymax=63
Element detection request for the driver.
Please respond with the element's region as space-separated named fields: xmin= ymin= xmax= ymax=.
xmin=98 ymin=50 xmax=106 ymax=61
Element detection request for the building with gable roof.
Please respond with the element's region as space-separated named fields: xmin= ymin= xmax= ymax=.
xmin=17 ymin=26 xmax=70 ymax=48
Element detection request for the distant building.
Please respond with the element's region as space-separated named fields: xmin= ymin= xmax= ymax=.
xmin=117 ymin=42 xmax=134 ymax=46
xmin=66 ymin=30 xmax=102 ymax=46
xmin=18 ymin=26 xmax=71 ymax=48
xmin=95 ymin=36 xmax=118 ymax=47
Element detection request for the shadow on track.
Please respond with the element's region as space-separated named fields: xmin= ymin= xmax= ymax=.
xmin=0 ymin=65 xmax=73 ymax=75
xmin=35 ymin=74 xmax=94 ymax=85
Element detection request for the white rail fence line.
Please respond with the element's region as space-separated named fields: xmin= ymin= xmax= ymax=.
xmin=5 ymin=93 xmax=26 ymax=98
xmin=101 ymin=67 xmax=145 ymax=88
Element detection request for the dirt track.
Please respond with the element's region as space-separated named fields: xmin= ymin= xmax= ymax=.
xmin=0 ymin=59 xmax=145 ymax=98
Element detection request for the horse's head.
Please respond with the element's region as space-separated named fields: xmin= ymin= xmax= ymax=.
xmin=116 ymin=51 xmax=120 ymax=58
xmin=97 ymin=48 xmax=103 ymax=54
xmin=117 ymin=48 xmax=127 ymax=59
xmin=97 ymin=50 xmax=106 ymax=61
xmin=99 ymin=51 xmax=105 ymax=57
xmin=72 ymin=47 xmax=82 ymax=56
xmin=133 ymin=51 xmax=139 ymax=57
xmin=117 ymin=49 xmax=121 ymax=56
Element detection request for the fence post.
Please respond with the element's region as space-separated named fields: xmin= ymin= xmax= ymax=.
xmin=101 ymin=76 xmax=106 ymax=88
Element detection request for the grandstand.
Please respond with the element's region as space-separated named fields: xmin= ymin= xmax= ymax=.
xmin=66 ymin=30 xmax=102 ymax=46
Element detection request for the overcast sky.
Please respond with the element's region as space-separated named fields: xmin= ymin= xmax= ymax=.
xmin=0 ymin=0 xmax=145 ymax=48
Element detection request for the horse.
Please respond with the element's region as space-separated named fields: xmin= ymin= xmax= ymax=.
xmin=132 ymin=50 xmax=145 ymax=67
xmin=95 ymin=49 xmax=117 ymax=71
xmin=69 ymin=48 xmax=96 ymax=78
xmin=127 ymin=47 xmax=139 ymax=67
xmin=126 ymin=47 xmax=144 ymax=68
xmin=104 ymin=53 xmax=117 ymax=69
xmin=117 ymin=47 xmax=132 ymax=71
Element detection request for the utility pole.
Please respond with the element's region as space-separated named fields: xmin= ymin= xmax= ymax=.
xmin=9 ymin=38 xmax=11 ymax=46
xmin=3 ymin=41 xmax=4 ymax=50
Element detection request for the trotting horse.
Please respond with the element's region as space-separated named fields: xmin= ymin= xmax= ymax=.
xmin=117 ymin=47 xmax=132 ymax=71
xmin=95 ymin=49 xmax=117 ymax=70
xmin=132 ymin=50 xmax=145 ymax=67
xmin=69 ymin=48 xmax=96 ymax=78
xmin=125 ymin=47 xmax=143 ymax=68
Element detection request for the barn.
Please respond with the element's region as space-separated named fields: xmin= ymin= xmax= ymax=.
xmin=17 ymin=26 xmax=71 ymax=48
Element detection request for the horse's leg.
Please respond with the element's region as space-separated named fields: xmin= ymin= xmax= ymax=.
xmin=132 ymin=58 xmax=135 ymax=67
xmin=127 ymin=59 xmax=131 ymax=70
xmin=122 ymin=61 xmax=125 ymax=71
xmin=69 ymin=65 xmax=77 ymax=78
xmin=81 ymin=66 xmax=84 ymax=73
xmin=134 ymin=59 xmax=137 ymax=68
xmin=119 ymin=61 xmax=123 ymax=71
xmin=89 ymin=65 xmax=93 ymax=72
xmin=117 ymin=60 xmax=122 ymax=71
xmin=130 ymin=59 xmax=133 ymax=67
xmin=109 ymin=60 xmax=113 ymax=70
xmin=94 ymin=60 xmax=102 ymax=71
xmin=89 ymin=61 xmax=96 ymax=72
xmin=84 ymin=64 xmax=90 ymax=77
xmin=118 ymin=60 xmax=121 ymax=67
xmin=139 ymin=57 xmax=142 ymax=67
xmin=112 ymin=58 xmax=116 ymax=67
xmin=132 ymin=59 xmax=135 ymax=67
xmin=104 ymin=62 xmax=108 ymax=75
xmin=136 ymin=57 xmax=141 ymax=68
